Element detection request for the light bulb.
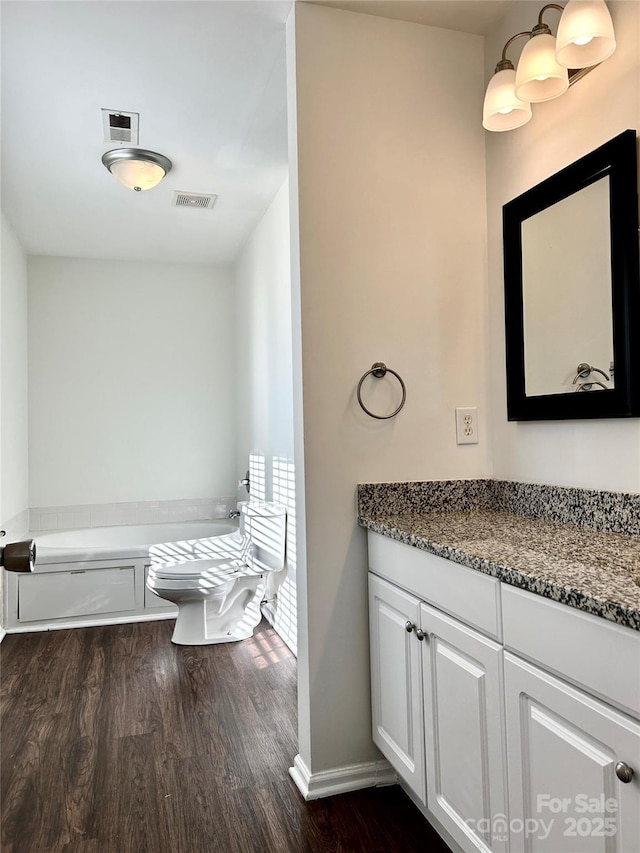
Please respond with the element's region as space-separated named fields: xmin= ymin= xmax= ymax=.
xmin=483 ymin=68 xmax=532 ymax=132
xmin=515 ymin=33 xmax=568 ymax=102
xmin=556 ymin=0 xmax=616 ymax=68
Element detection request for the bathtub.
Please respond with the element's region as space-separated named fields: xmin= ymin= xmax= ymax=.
xmin=33 ymin=519 xmax=238 ymax=566
xmin=5 ymin=519 xmax=239 ymax=632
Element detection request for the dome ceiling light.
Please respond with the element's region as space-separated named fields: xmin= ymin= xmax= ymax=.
xmin=483 ymin=0 xmax=616 ymax=132
xmin=101 ymin=148 xmax=173 ymax=191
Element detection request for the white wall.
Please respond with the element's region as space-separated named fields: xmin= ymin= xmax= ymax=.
xmin=1 ymin=211 xmax=30 ymax=633
xmin=485 ymin=0 xmax=640 ymax=490
xmin=235 ymin=179 xmax=294 ymax=483
xmin=28 ymin=256 xmax=237 ymax=506
xmin=289 ymin=4 xmax=489 ymax=776
xmin=234 ymin=178 xmax=297 ymax=652
xmin=1 ymin=212 xmax=29 ymax=524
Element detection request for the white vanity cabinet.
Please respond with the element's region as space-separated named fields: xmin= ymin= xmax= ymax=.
xmin=367 ymin=530 xmax=640 ymax=853
xmin=368 ymin=570 xmax=508 ymax=853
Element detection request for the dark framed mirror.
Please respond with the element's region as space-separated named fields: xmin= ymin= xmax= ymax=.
xmin=503 ymin=129 xmax=640 ymax=421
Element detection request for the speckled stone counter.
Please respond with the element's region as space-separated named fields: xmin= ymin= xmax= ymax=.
xmin=357 ymin=480 xmax=640 ymax=632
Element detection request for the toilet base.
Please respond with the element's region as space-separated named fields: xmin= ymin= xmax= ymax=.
xmin=170 ymin=576 xmax=263 ymax=645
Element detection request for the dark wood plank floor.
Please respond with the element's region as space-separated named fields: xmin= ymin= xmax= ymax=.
xmin=1 ymin=620 xmax=452 ymax=853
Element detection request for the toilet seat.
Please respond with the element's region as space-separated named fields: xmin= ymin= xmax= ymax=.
xmin=152 ymin=561 xmax=246 ymax=580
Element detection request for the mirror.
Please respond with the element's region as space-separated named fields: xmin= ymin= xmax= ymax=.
xmin=503 ymin=130 xmax=640 ymax=421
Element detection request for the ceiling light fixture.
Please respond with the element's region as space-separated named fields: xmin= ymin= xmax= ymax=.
xmin=101 ymin=148 xmax=172 ymax=191
xmin=483 ymin=0 xmax=616 ymax=132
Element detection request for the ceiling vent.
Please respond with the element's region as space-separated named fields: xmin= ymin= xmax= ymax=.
xmin=173 ymin=192 xmax=217 ymax=210
xmin=101 ymin=109 xmax=139 ymax=145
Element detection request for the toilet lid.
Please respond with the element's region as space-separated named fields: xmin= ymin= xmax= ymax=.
xmin=150 ymin=560 xmax=247 ymax=581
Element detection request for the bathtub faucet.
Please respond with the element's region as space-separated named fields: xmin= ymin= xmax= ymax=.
xmin=228 ymin=510 xmax=241 ymax=519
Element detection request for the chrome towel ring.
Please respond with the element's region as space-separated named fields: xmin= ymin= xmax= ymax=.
xmin=572 ymin=362 xmax=611 ymax=392
xmin=357 ymin=362 xmax=406 ymax=420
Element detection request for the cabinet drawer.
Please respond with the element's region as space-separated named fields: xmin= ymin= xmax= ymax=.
xmin=502 ymin=585 xmax=640 ymax=718
xmin=18 ymin=567 xmax=136 ymax=622
xmin=367 ymin=531 xmax=501 ymax=639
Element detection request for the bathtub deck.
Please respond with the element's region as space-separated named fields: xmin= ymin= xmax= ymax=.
xmin=0 ymin=620 xmax=451 ymax=853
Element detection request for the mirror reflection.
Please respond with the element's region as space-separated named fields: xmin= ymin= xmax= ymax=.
xmin=522 ymin=177 xmax=614 ymax=397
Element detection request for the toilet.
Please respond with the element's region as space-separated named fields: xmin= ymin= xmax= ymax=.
xmin=146 ymin=501 xmax=286 ymax=645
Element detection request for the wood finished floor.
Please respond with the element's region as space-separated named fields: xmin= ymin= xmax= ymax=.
xmin=1 ymin=619 xmax=452 ymax=853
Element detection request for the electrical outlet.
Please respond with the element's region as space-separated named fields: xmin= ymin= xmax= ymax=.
xmin=455 ymin=407 xmax=478 ymax=445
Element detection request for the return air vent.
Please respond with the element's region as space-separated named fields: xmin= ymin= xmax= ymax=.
xmin=101 ymin=109 xmax=139 ymax=145
xmin=173 ymin=192 xmax=217 ymax=210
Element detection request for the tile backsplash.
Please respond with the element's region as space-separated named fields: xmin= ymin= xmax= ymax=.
xmin=28 ymin=497 xmax=236 ymax=533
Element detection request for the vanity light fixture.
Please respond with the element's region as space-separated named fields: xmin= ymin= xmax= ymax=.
xmin=101 ymin=148 xmax=172 ymax=191
xmin=483 ymin=0 xmax=616 ymax=132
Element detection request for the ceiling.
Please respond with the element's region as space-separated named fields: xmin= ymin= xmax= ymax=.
xmin=1 ymin=0 xmax=512 ymax=267
xmin=1 ymin=1 xmax=292 ymax=266
xmin=309 ymin=0 xmax=514 ymax=36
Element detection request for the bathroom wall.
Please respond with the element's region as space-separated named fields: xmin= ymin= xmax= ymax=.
xmin=485 ymin=0 xmax=640 ymax=491
xmin=28 ymin=256 xmax=237 ymax=507
xmin=0 ymin=212 xmax=29 ymax=530
xmin=234 ymin=178 xmax=297 ymax=652
xmin=0 ymin=212 xmax=30 ymax=634
xmin=288 ymin=4 xmax=489 ymax=778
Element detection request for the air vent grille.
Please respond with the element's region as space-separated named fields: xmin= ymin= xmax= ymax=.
xmin=101 ymin=109 xmax=139 ymax=145
xmin=173 ymin=192 xmax=217 ymax=210
xmin=109 ymin=127 xmax=131 ymax=143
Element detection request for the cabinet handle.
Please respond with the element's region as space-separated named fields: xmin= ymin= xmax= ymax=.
xmin=405 ymin=621 xmax=415 ymax=633
xmin=615 ymin=761 xmax=634 ymax=783
xmin=415 ymin=629 xmax=426 ymax=641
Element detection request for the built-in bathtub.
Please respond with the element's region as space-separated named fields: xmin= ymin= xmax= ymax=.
xmin=5 ymin=519 xmax=239 ymax=633
xmin=34 ymin=519 xmax=238 ymax=565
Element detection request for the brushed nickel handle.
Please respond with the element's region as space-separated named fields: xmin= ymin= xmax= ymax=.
xmin=405 ymin=621 xmax=415 ymax=633
xmin=615 ymin=761 xmax=634 ymax=783
xmin=415 ymin=629 xmax=426 ymax=641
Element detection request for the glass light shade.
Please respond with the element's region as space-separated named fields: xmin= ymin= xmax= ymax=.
xmin=556 ymin=0 xmax=616 ymax=68
xmin=109 ymin=159 xmax=167 ymax=191
xmin=515 ymin=33 xmax=569 ymax=102
xmin=483 ymin=69 xmax=532 ymax=131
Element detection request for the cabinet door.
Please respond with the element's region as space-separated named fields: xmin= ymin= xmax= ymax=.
xmin=505 ymin=652 xmax=640 ymax=853
xmin=369 ymin=573 xmax=425 ymax=802
xmin=421 ymin=602 xmax=507 ymax=853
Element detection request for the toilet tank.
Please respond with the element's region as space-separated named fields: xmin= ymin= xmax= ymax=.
xmin=240 ymin=501 xmax=287 ymax=572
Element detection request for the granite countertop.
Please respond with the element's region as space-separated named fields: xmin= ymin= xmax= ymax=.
xmin=357 ymin=481 xmax=640 ymax=632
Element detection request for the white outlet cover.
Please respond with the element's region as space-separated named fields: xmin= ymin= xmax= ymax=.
xmin=455 ymin=407 xmax=478 ymax=445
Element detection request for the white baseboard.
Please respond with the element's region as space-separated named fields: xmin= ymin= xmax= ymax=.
xmin=289 ymin=753 xmax=397 ymax=801
xmin=5 ymin=611 xmax=175 ymax=634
